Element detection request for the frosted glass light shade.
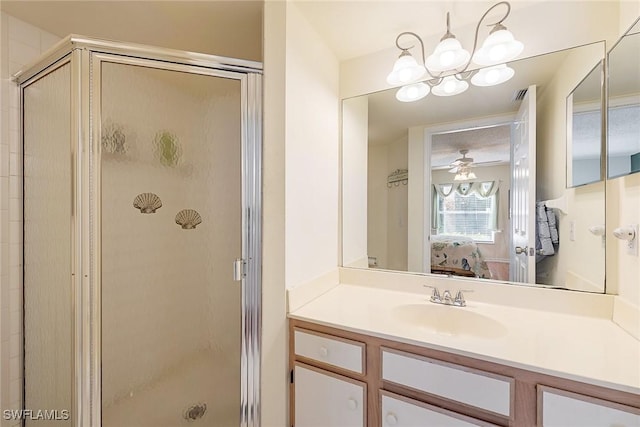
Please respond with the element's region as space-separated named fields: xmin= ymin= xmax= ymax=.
xmin=425 ymin=38 xmax=471 ymax=72
xmin=432 ymin=75 xmax=469 ymax=96
xmin=471 ymin=64 xmax=515 ymax=86
xmin=395 ymin=82 xmax=430 ymax=102
xmin=473 ymin=29 xmax=524 ymax=66
xmin=454 ymin=171 xmax=477 ymax=181
xmin=387 ymin=53 xmax=426 ymax=85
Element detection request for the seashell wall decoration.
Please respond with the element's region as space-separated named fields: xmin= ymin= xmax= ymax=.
xmin=102 ymin=121 xmax=128 ymax=154
xmin=175 ymin=209 xmax=202 ymax=229
xmin=133 ymin=193 xmax=163 ymax=214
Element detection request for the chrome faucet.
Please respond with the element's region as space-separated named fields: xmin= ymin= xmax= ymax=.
xmin=424 ymin=286 xmax=472 ymax=307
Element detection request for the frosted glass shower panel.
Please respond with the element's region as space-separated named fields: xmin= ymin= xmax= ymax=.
xmin=100 ymin=62 xmax=243 ymax=427
xmin=23 ymin=63 xmax=73 ymax=426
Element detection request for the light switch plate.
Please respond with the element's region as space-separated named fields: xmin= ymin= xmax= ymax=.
xmin=569 ymin=220 xmax=576 ymax=242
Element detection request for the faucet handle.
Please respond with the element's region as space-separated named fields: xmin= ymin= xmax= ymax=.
xmin=423 ymin=285 xmax=441 ymax=302
xmin=454 ymin=289 xmax=473 ymax=306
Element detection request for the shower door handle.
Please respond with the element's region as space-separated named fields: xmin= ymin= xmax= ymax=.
xmin=233 ymin=258 xmax=246 ymax=281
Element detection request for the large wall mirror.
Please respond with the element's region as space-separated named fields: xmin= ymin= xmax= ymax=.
xmin=608 ymin=18 xmax=640 ymax=179
xmin=342 ymin=41 xmax=606 ymax=293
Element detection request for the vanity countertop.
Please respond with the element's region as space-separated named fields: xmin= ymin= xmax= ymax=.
xmin=288 ymin=283 xmax=640 ymax=395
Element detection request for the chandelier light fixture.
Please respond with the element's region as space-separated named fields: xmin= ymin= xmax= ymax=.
xmin=453 ymin=166 xmax=478 ymax=181
xmin=386 ymin=1 xmax=524 ymax=102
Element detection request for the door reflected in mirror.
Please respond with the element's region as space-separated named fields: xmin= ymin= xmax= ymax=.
xmin=342 ymin=42 xmax=606 ymax=293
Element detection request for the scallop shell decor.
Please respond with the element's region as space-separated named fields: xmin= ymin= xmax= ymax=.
xmin=133 ymin=193 xmax=163 ymax=214
xmin=175 ymin=209 xmax=202 ymax=229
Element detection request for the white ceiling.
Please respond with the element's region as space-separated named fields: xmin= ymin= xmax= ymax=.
xmin=431 ymin=125 xmax=511 ymax=168
xmin=0 ymin=1 xmax=263 ymax=61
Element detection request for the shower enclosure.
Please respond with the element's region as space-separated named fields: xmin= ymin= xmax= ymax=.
xmin=15 ymin=36 xmax=262 ymax=426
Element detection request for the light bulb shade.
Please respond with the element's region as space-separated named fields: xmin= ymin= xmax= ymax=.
xmin=425 ymin=37 xmax=471 ymax=72
xmin=387 ymin=53 xmax=426 ymax=85
xmin=454 ymin=170 xmax=477 ymax=181
xmin=471 ymin=64 xmax=515 ymax=87
xmin=432 ymin=75 xmax=469 ymax=97
xmin=395 ymin=82 xmax=430 ymax=102
xmin=472 ymin=29 xmax=524 ymax=66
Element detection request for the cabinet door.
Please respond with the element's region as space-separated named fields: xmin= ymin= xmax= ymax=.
xmin=539 ymin=386 xmax=640 ymax=427
xmin=294 ymin=364 xmax=365 ymax=427
xmin=381 ymin=392 xmax=496 ymax=427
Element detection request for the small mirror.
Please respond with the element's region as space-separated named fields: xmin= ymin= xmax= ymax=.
xmin=608 ymin=19 xmax=640 ymax=179
xmin=566 ymin=61 xmax=603 ymax=187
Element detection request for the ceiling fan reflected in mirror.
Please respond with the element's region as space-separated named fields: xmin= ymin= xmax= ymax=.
xmin=448 ymin=149 xmax=474 ymax=172
xmin=439 ymin=149 xmax=504 ymax=181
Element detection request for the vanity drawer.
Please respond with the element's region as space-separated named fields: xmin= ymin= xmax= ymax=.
xmin=294 ymin=328 xmax=365 ymax=374
xmin=381 ymin=391 xmax=498 ymax=427
xmin=538 ymin=386 xmax=640 ymax=427
xmin=382 ymin=348 xmax=513 ymax=417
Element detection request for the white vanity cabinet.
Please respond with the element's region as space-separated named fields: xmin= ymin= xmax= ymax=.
xmin=294 ymin=364 xmax=366 ymax=427
xmin=382 ymin=348 xmax=513 ymax=418
xmin=289 ymin=319 xmax=640 ymax=427
xmin=381 ymin=391 xmax=498 ymax=427
xmin=539 ymin=386 xmax=640 ymax=427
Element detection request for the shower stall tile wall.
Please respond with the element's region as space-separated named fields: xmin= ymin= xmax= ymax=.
xmin=0 ymin=12 xmax=60 ymax=425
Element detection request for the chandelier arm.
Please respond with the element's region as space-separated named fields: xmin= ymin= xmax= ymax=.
xmin=424 ymin=77 xmax=443 ymax=88
xmin=457 ymin=1 xmax=512 ymax=74
xmin=453 ymin=70 xmax=475 ymax=81
xmin=395 ymin=31 xmax=427 ymax=65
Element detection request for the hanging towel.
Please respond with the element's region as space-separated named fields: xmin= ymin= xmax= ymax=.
xmin=535 ymin=202 xmax=559 ymax=260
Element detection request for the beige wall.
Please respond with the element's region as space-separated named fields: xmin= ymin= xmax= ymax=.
xmin=263 ymin=2 xmax=341 ymax=425
xmin=536 ymin=43 xmax=607 ymax=291
xmin=262 ymin=2 xmax=287 ymax=426
xmin=284 ymin=1 xmax=340 ymax=289
xmin=367 ymin=136 xmax=408 ymax=271
xmin=342 ymin=96 xmax=368 ymax=267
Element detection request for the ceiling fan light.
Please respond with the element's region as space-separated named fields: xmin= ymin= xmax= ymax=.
xmin=395 ymin=82 xmax=430 ymax=102
xmin=471 ymin=64 xmax=515 ymax=86
xmin=425 ymin=37 xmax=471 ymax=72
xmin=387 ymin=52 xmax=427 ymax=85
xmin=472 ymin=28 xmax=524 ymax=66
xmin=432 ymin=75 xmax=469 ymax=96
xmin=454 ymin=170 xmax=477 ymax=181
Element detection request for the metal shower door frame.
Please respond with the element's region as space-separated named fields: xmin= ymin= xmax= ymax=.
xmin=17 ymin=36 xmax=263 ymax=427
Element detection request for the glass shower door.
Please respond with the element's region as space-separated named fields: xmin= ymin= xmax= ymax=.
xmin=99 ymin=60 xmax=243 ymax=427
xmin=23 ymin=61 xmax=73 ymax=427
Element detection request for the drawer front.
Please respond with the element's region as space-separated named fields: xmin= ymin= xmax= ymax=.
xmin=381 ymin=392 xmax=496 ymax=427
xmin=539 ymin=386 xmax=640 ymax=427
xmin=382 ymin=349 xmax=512 ymax=417
xmin=295 ymin=329 xmax=364 ymax=374
xmin=295 ymin=364 xmax=365 ymax=427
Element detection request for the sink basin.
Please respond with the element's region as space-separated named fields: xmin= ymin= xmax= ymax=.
xmin=392 ymin=304 xmax=508 ymax=339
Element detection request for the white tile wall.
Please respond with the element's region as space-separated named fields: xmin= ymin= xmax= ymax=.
xmin=0 ymin=12 xmax=60 ymax=426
